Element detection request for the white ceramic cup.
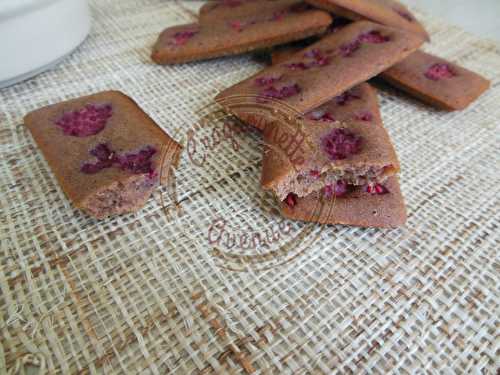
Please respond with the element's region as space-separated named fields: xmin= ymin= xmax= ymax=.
xmin=0 ymin=0 xmax=91 ymax=89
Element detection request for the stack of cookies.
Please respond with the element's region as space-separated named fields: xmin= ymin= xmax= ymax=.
xmin=152 ymin=0 xmax=490 ymax=228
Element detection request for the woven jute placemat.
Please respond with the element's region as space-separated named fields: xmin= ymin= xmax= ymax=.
xmin=1 ymin=1 xmax=499 ymax=373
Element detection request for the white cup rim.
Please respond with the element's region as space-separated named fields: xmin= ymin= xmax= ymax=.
xmin=0 ymin=0 xmax=62 ymax=20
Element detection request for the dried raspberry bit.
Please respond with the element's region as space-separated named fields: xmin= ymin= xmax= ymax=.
xmin=258 ymin=87 xmax=281 ymax=101
xmin=284 ymin=193 xmax=298 ymax=208
xmin=228 ymin=19 xmax=257 ymax=32
xmin=309 ymin=169 xmax=321 ymax=178
xmin=304 ymin=49 xmax=321 ymax=59
xmin=228 ymin=20 xmax=245 ymax=32
xmin=307 ymin=109 xmax=335 ymax=122
xmin=269 ymin=10 xmax=286 ymax=21
xmin=425 ymin=63 xmax=456 ymax=81
xmin=358 ymin=30 xmax=390 ymax=44
xmin=56 ymin=103 xmax=112 ymax=137
xmin=255 ymin=75 xmax=282 ymax=86
xmin=80 ymin=161 xmax=109 ymax=174
xmin=90 ymin=143 xmax=114 ymax=161
xmin=285 ymin=59 xmax=329 ymax=70
xmin=285 ymin=62 xmax=309 ymax=70
xmin=257 ymin=83 xmax=301 ymax=103
xmin=81 ymin=144 xmax=157 ymax=176
xmin=324 ymin=180 xmax=349 ymax=198
xmin=339 ymin=40 xmax=361 ymax=57
xmin=364 ymin=183 xmax=389 ymax=195
xmin=312 ymin=55 xmax=330 ymax=67
xmin=304 ymin=48 xmax=330 ymax=67
xmin=335 ymin=90 xmax=360 ymax=106
xmin=279 ymin=84 xmax=301 ymax=97
xmin=355 ymin=111 xmax=373 ymax=122
xmin=339 ymin=31 xmax=389 ymax=57
xmin=321 ymin=128 xmax=362 ymax=160
xmin=116 ymin=146 xmax=157 ymax=175
xmin=172 ymin=30 xmax=197 ymax=46
xmin=81 ymin=143 xmax=115 ymax=174
xmin=285 ymin=49 xmax=330 ymax=70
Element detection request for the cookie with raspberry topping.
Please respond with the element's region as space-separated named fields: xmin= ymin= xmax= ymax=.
xmin=260 ymin=83 xmax=400 ymax=201
xmin=24 ymin=91 xmax=182 ymax=219
xmin=215 ymin=21 xmax=424 ymax=125
xmin=151 ymin=3 xmax=332 ymax=64
xmin=381 ymin=50 xmax=490 ymax=110
xmin=305 ymin=0 xmax=429 ymax=40
xmin=271 ymin=44 xmax=489 ymax=111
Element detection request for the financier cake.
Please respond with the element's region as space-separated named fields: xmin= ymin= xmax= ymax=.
xmin=216 ymin=21 xmax=425 ymax=128
xmin=261 ymin=83 xmax=400 ymax=201
xmin=24 ymin=91 xmax=182 ymax=219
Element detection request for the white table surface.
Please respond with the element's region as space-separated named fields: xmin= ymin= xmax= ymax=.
xmin=402 ymin=0 xmax=500 ymax=42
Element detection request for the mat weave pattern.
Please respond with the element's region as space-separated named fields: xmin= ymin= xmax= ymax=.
xmin=0 ymin=1 xmax=499 ymax=373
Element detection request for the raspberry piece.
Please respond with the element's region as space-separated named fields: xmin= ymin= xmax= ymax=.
xmin=339 ymin=40 xmax=361 ymax=57
xmin=335 ymin=90 xmax=360 ymax=106
xmin=334 ymin=180 xmax=348 ymax=196
xmin=307 ymin=109 xmax=335 ymax=122
xmin=425 ymin=63 xmax=456 ymax=81
xmin=116 ymin=146 xmax=157 ymax=175
xmin=286 ymin=57 xmax=329 ymax=70
xmin=228 ymin=20 xmax=244 ymax=32
xmin=307 ymin=49 xmax=330 ymax=66
xmin=280 ymin=84 xmax=301 ymax=97
xmin=355 ymin=111 xmax=373 ymax=121
xmin=304 ymin=48 xmax=322 ymax=59
xmin=257 ymin=83 xmax=301 ymax=103
xmin=81 ymin=144 xmax=157 ymax=176
xmin=287 ymin=49 xmax=330 ymax=69
xmin=81 ymin=143 xmax=115 ymax=174
xmin=172 ymin=30 xmax=197 ymax=46
xmin=324 ymin=180 xmax=349 ymax=198
xmin=90 ymin=143 xmax=114 ymax=161
xmin=285 ymin=62 xmax=309 ymax=70
xmin=312 ymin=56 xmax=330 ymax=67
xmin=269 ymin=10 xmax=286 ymax=21
xmin=364 ymin=183 xmax=389 ymax=195
xmin=309 ymin=169 xmax=321 ymax=178
xmin=255 ymin=75 xmax=282 ymax=86
xmin=321 ymin=128 xmax=362 ymax=160
xmin=55 ymin=103 xmax=112 ymax=137
xmin=358 ymin=30 xmax=390 ymax=44
xmin=284 ymin=193 xmax=298 ymax=208
xmin=80 ymin=160 xmax=109 ymax=174
xmin=258 ymin=87 xmax=281 ymax=100
xmin=339 ymin=31 xmax=389 ymax=57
